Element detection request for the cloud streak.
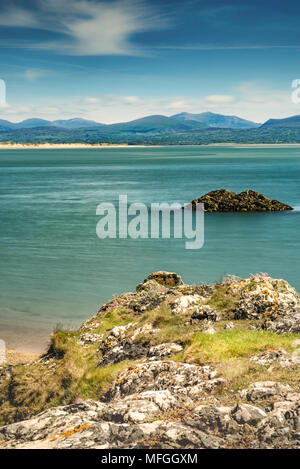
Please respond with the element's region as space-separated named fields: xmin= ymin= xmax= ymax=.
xmin=0 ymin=0 xmax=168 ymax=56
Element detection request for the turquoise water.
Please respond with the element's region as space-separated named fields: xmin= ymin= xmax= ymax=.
xmin=0 ymin=146 xmax=300 ymax=351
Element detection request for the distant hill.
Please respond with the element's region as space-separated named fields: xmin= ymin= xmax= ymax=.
xmin=261 ymin=115 xmax=300 ymax=128
xmin=99 ymin=115 xmax=207 ymax=134
xmin=0 ymin=113 xmax=260 ymax=133
xmin=53 ymin=118 xmax=103 ymax=129
xmin=17 ymin=119 xmax=52 ymax=128
xmin=0 ymin=118 xmax=103 ymax=130
xmin=0 ymin=119 xmax=16 ymax=131
xmin=171 ymin=112 xmax=260 ymax=129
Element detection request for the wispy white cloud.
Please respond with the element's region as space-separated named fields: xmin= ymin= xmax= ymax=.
xmin=23 ymin=68 xmax=47 ymax=82
xmin=0 ymin=5 xmax=37 ymax=27
xmin=83 ymin=97 xmax=101 ymax=104
xmin=168 ymin=99 xmax=191 ymax=110
xmin=204 ymin=95 xmax=235 ymax=104
xmin=123 ymin=95 xmax=144 ymax=105
xmin=154 ymin=44 xmax=300 ymax=51
xmin=0 ymin=0 xmax=168 ymax=56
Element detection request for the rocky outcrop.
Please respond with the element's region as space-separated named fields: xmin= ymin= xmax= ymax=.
xmin=250 ymin=349 xmax=295 ymax=368
xmin=191 ymin=305 xmax=219 ymax=322
xmin=170 ymin=295 xmax=204 ymax=315
xmin=138 ymin=271 xmax=183 ymax=288
xmin=104 ymin=360 xmax=224 ymax=402
xmin=97 ymin=324 xmax=183 ymax=366
xmin=239 ymin=381 xmax=295 ymax=403
xmin=230 ymin=274 xmax=300 ymax=332
xmin=187 ymin=189 xmax=293 ymax=212
xmin=1 ymin=386 xmax=299 ymax=449
xmin=0 ymin=270 xmax=299 ymax=449
xmin=263 ymin=309 xmax=300 ymax=334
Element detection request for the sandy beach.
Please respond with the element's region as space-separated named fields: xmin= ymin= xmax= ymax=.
xmin=0 ymin=142 xmax=134 ymax=150
xmin=1 ymin=142 xmax=300 ymax=150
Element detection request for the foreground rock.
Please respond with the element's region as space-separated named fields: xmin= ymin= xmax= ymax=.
xmin=229 ymin=273 xmax=300 ymax=332
xmin=1 ymin=380 xmax=300 ymax=449
xmin=187 ymin=189 xmax=293 ymax=212
xmin=250 ymin=349 xmax=295 ymax=368
xmin=104 ymin=360 xmax=224 ymax=402
xmin=0 ymin=270 xmax=299 ymax=449
xmin=98 ymin=325 xmax=183 ymax=366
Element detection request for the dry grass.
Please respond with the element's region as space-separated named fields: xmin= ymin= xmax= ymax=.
xmin=175 ymin=329 xmax=300 ymax=405
xmin=0 ymin=307 xmax=137 ymax=426
xmin=0 ymin=290 xmax=299 ymax=426
xmin=206 ymin=285 xmax=240 ymax=319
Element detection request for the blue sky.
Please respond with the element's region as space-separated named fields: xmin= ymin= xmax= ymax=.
xmin=1 ymin=0 xmax=300 ymax=123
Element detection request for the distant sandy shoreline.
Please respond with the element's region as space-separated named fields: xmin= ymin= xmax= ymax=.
xmin=1 ymin=142 xmax=300 ymax=150
xmin=0 ymin=142 xmax=147 ymax=150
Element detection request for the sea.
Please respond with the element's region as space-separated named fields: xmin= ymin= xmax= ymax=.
xmin=0 ymin=145 xmax=299 ymax=351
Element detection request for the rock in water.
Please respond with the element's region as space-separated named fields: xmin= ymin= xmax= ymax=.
xmin=186 ymin=189 xmax=293 ymax=212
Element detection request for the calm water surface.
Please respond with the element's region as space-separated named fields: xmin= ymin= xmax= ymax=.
xmin=0 ymin=146 xmax=299 ymax=350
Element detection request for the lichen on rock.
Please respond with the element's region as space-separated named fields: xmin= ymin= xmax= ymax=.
xmin=0 ymin=270 xmax=300 ymax=449
xmin=186 ymin=189 xmax=293 ymax=212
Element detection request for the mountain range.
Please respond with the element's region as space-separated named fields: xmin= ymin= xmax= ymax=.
xmin=261 ymin=115 xmax=300 ymax=128
xmin=1 ymin=112 xmax=300 ymax=144
xmin=0 ymin=112 xmax=260 ymax=132
xmin=0 ymin=117 xmax=103 ymax=131
xmin=171 ymin=112 xmax=260 ymax=129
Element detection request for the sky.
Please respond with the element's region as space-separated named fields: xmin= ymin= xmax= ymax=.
xmin=1 ymin=0 xmax=300 ymax=123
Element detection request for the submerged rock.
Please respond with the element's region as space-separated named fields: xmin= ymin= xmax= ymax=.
xmin=186 ymin=189 xmax=293 ymax=212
